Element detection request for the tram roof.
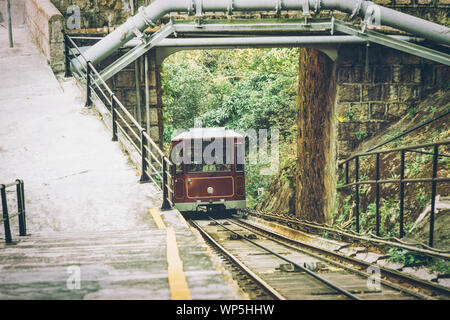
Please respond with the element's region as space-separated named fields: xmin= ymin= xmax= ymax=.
xmin=171 ymin=127 xmax=243 ymax=141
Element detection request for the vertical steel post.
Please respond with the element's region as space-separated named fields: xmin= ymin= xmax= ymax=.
xmin=1 ymin=185 xmax=12 ymax=243
xmin=20 ymin=180 xmax=26 ymax=235
xmin=429 ymin=145 xmax=439 ymax=247
xmin=161 ymin=157 xmax=171 ymax=210
xmin=140 ymin=129 xmax=150 ymax=183
xmin=85 ymin=62 xmax=92 ymax=107
xmin=375 ymin=153 xmax=380 ymax=236
xmin=16 ymin=179 xmax=25 ymax=236
xmin=399 ymin=150 xmax=405 ymax=238
xmin=144 ymin=53 xmax=151 ymax=135
xmin=111 ymin=93 xmax=118 ymax=141
xmin=355 ymin=156 xmax=360 ymax=233
xmin=134 ymin=60 xmax=141 ymax=122
xmin=63 ymin=31 xmax=72 ymax=77
xmin=7 ymin=0 xmax=13 ymax=48
xmin=137 ymin=57 xmax=143 ymax=125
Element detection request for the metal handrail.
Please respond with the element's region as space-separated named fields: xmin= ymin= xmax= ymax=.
xmin=64 ymin=32 xmax=173 ymax=210
xmin=337 ymin=140 xmax=450 ymax=247
xmin=339 ymin=140 xmax=450 ymax=166
xmin=1 ymin=180 xmax=27 ymax=243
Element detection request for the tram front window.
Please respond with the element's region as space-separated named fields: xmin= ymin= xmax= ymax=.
xmin=186 ymin=139 xmax=232 ymax=173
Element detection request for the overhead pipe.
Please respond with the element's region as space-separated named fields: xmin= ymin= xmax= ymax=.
xmin=124 ymin=34 xmax=420 ymax=48
xmin=72 ymin=0 xmax=450 ymax=72
xmin=70 ymin=35 xmax=420 ymax=55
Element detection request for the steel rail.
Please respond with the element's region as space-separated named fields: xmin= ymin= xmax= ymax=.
xmin=114 ymin=109 xmax=141 ymax=142
xmin=365 ymin=110 xmax=450 ymax=153
xmin=191 ymin=219 xmax=286 ymax=300
xmin=208 ymin=216 xmax=361 ymax=300
xmin=116 ymin=121 xmax=141 ymax=154
xmin=144 ymin=169 xmax=163 ymax=192
xmin=144 ymin=157 xmax=163 ymax=181
xmin=143 ymin=145 xmax=163 ymax=169
xmin=231 ymin=217 xmax=441 ymax=300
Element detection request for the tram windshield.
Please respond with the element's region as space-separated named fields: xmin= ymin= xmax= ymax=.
xmin=186 ymin=138 xmax=233 ymax=173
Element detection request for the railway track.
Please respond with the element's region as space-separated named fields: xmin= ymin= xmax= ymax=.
xmin=189 ymin=216 xmax=445 ymax=300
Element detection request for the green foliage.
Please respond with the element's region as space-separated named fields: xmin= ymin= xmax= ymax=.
xmin=162 ymin=49 xmax=299 ymax=139
xmin=388 ymin=248 xmax=431 ymax=266
xmin=356 ymin=129 xmax=368 ymax=140
xmin=415 ymin=187 xmax=428 ymax=210
xmin=429 ymin=260 xmax=450 ymax=274
xmin=244 ymin=159 xmax=272 ymax=208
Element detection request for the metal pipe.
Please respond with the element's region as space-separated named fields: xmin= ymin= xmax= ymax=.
xmin=70 ymin=35 xmax=421 ymax=55
xmin=71 ymin=0 xmax=450 ymax=72
xmin=123 ymin=35 xmax=420 ymax=48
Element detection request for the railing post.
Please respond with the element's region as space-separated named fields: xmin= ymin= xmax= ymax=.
xmin=111 ymin=94 xmax=118 ymax=142
xmin=354 ymin=156 xmax=360 ymax=233
xmin=7 ymin=0 xmax=13 ymax=48
xmin=429 ymin=145 xmax=439 ymax=247
xmin=16 ymin=179 xmax=26 ymax=236
xmin=161 ymin=156 xmax=171 ymax=210
xmin=140 ymin=129 xmax=150 ymax=183
xmin=399 ymin=150 xmax=405 ymax=238
xmin=375 ymin=153 xmax=380 ymax=236
xmin=1 ymin=185 xmax=12 ymax=243
xmin=85 ymin=62 xmax=92 ymax=107
xmin=63 ymin=31 xmax=72 ymax=77
xmin=21 ymin=180 xmax=26 ymax=235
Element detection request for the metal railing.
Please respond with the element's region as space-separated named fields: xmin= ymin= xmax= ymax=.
xmin=337 ymin=140 xmax=450 ymax=247
xmin=1 ymin=180 xmax=26 ymax=243
xmin=63 ymin=31 xmax=174 ymax=210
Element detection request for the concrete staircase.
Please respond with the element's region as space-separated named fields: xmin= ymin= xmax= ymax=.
xmin=0 ymin=228 xmax=171 ymax=299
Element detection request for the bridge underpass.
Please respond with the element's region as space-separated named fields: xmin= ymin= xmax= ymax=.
xmin=67 ymin=8 xmax=450 ymax=223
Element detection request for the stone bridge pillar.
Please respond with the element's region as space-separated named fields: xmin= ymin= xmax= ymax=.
xmin=296 ymin=48 xmax=337 ymax=224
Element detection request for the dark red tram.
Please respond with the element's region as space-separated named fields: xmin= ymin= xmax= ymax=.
xmin=171 ymin=128 xmax=246 ymax=214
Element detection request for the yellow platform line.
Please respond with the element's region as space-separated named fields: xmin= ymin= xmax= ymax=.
xmin=149 ymin=208 xmax=191 ymax=300
xmin=150 ymin=208 xmax=166 ymax=229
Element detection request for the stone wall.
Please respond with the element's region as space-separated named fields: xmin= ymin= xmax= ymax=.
xmin=50 ymin=0 xmax=152 ymax=28
xmin=335 ymin=44 xmax=450 ymax=159
xmin=25 ymin=0 xmax=64 ymax=72
xmin=373 ymin=0 xmax=449 ymax=25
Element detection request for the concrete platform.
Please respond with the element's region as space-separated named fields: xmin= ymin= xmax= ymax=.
xmin=0 ymin=208 xmax=238 ymax=299
xmin=0 ymin=27 xmax=238 ymax=300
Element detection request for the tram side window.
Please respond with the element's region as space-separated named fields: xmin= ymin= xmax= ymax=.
xmin=186 ymin=140 xmax=203 ymax=173
xmin=235 ymin=143 xmax=244 ymax=172
xmin=173 ymin=142 xmax=184 ymax=174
